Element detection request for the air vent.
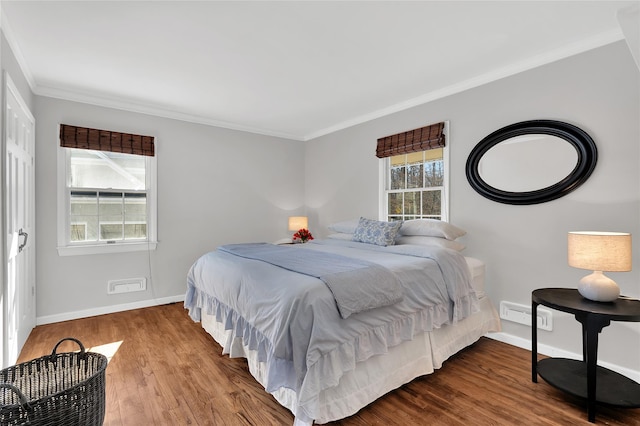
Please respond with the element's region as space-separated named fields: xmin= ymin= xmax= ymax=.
xmin=107 ymin=277 xmax=147 ymax=294
xmin=500 ymin=301 xmax=553 ymax=331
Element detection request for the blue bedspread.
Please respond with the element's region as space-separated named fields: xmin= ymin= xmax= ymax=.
xmin=184 ymin=239 xmax=478 ymax=423
xmin=218 ymin=243 xmax=403 ymax=318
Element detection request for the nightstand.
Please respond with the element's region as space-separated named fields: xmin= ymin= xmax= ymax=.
xmin=531 ymin=288 xmax=640 ymax=422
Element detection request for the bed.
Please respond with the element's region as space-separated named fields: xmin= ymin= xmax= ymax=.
xmin=184 ymin=219 xmax=501 ymax=425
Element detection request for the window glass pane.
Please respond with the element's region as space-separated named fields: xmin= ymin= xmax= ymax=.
xmin=404 ymin=191 xmax=420 ymax=215
xmin=98 ymin=192 xmax=123 ymax=216
xmin=70 ymin=224 xmax=87 ymax=241
xmin=425 ymin=160 xmax=444 ymax=187
xmin=70 ymin=149 xmax=146 ymax=190
xmin=70 ymin=191 xmax=97 ymax=215
xmin=70 ymin=191 xmax=98 ymax=242
xmin=388 ymin=193 xmax=403 ymax=215
xmin=422 ymin=190 xmax=441 ymax=216
xmin=70 ymin=215 xmax=98 ymax=242
xmin=100 ymin=223 xmax=123 ymax=240
xmin=125 ymin=224 xmax=147 ymax=240
xmin=124 ymin=193 xmax=147 ymax=239
xmin=390 ymin=166 xmax=405 ymax=190
xmin=407 ymin=163 xmax=423 ymax=189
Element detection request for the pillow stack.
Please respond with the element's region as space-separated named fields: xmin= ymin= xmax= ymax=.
xmin=395 ymin=219 xmax=466 ymax=251
xmin=327 ymin=217 xmax=466 ymax=251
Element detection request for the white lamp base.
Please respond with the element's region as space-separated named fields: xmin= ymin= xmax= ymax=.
xmin=577 ymin=271 xmax=620 ymax=302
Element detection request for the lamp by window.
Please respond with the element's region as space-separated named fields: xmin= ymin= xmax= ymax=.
xmin=568 ymin=231 xmax=632 ymax=302
xmin=288 ymin=216 xmax=308 ymax=232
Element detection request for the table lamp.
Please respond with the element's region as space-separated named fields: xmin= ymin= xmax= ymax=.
xmin=567 ymin=231 xmax=632 ymax=302
xmin=288 ymin=216 xmax=308 ymax=232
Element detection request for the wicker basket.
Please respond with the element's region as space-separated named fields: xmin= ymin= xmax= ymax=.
xmin=0 ymin=337 xmax=107 ymax=426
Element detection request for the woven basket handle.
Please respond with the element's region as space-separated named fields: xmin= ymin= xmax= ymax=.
xmin=50 ymin=337 xmax=86 ymax=360
xmin=0 ymin=383 xmax=31 ymax=411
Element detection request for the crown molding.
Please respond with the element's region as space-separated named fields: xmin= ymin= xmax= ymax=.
xmin=34 ymin=84 xmax=304 ymax=141
xmin=0 ymin=9 xmax=37 ymax=90
xmin=303 ymin=28 xmax=624 ymax=141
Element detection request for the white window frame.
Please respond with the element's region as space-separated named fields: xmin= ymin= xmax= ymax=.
xmin=379 ymin=121 xmax=450 ymax=222
xmin=57 ymin=142 xmax=158 ymax=256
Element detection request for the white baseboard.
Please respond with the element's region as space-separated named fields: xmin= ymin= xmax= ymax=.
xmin=486 ymin=331 xmax=640 ymax=383
xmin=36 ymin=294 xmax=185 ymax=326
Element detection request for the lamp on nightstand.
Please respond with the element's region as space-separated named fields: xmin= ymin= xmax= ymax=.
xmin=568 ymin=231 xmax=632 ymax=302
xmin=288 ymin=216 xmax=308 ymax=232
xmin=288 ymin=216 xmax=313 ymax=243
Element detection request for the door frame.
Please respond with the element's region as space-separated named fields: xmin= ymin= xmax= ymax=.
xmin=2 ymin=71 xmax=36 ymax=367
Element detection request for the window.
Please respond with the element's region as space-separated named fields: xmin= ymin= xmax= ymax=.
xmin=57 ymin=124 xmax=157 ymax=255
xmin=378 ymin=121 xmax=449 ymax=222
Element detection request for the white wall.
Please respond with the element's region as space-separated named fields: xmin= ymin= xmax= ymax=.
xmin=35 ymin=97 xmax=305 ymax=321
xmin=305 ymin=41 xmax=640 ymax=373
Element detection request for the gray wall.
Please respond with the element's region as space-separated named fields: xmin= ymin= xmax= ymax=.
xmin=305 ymin=40 xmax=640 ymax=372
xmin=35 ymin=97 xmax=306 ymax=320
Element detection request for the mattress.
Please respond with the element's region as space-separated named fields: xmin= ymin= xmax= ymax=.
xmin=199 ymin=256 xmax=500 ymax=425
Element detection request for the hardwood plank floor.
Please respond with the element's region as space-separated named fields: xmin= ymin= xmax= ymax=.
xmin=17 ymin=303 xmax=640 ymax=425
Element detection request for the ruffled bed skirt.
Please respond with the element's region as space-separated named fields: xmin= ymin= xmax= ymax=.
xmin=185 ymin=284 xmax=492 ymax=424
xmin=199 ymin=296 xmax=501 ymax=424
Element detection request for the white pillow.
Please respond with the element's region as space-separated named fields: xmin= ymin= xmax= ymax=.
xmin=327 ymin=219 xmax=360 ymax=234
xmin=394 ymin=235 xmax=466 ymax=251
xmin=326 ymin=233 xmax=354 ymax=240
xmin=398 ymin=219 xmax=466 ymax=240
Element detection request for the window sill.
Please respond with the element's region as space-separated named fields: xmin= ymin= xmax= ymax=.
xmin=57 ymin=241 xmax=158 ymax=256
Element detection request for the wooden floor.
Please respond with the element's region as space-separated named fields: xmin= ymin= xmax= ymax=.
xmin=17 ymin=302 xmax=640 ymax=426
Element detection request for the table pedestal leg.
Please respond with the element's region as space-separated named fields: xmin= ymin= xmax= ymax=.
xmin=532 ymin=301 xmax=538 ymax=383
xmin=575 ymin=313 xmax=610 ymax=423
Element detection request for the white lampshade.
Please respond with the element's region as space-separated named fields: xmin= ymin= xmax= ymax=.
xmin=288 ymin=216 xmax=308 ymax=231
xmin=568 ymin=231 xmax=632 ymax=302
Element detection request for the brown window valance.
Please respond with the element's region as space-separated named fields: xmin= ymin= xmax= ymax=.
xmin=60 ymin=124 xmax=155 ymax=157
xmin=376 ymin=121 xmax=445 ymax=158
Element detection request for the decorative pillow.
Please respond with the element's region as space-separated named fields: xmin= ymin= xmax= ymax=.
xmin=394 ymin=235 xmax=466 ymax=251
xmin=352 ymin=217 xmax=403 ymax=247
xmin=327 ymin=219 xmax=360 ymax=234
xmin=398 ymin=219 xmax=466 ymax=240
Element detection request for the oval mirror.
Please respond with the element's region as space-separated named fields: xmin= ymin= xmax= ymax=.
xmin=466 ymin=120 xmax=597 ymax=205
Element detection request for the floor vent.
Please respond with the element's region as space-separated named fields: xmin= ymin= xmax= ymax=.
xmin=107 ymin=277 xmax=147 ymax=294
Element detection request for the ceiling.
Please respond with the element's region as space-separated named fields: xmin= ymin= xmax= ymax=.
xmin=1 ymin=1 xmax=636 ymax=141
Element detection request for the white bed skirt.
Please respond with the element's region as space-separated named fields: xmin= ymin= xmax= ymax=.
xmin=201 ymin=296 xmax=500 ymax=425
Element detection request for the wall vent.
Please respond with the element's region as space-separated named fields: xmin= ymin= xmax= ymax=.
xmin=107 ymin=277 xmax=147 ymax=295
xmin=500 ymin=301 xmax=553 ymax=331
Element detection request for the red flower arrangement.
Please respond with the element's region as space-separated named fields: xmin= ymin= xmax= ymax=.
xmin=292 ymin=228 xmax=314 ymax=243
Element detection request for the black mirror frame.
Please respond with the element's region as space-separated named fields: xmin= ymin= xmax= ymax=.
xmin=465 ymin=120 xmax=597 ymax=205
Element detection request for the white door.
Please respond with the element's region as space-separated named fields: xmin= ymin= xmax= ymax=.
xmin=3 ymin=73 xmax=36 ymax=368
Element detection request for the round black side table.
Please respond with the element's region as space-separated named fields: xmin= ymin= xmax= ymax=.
xmin=531 ymin=288 xmax=640 ymax=423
